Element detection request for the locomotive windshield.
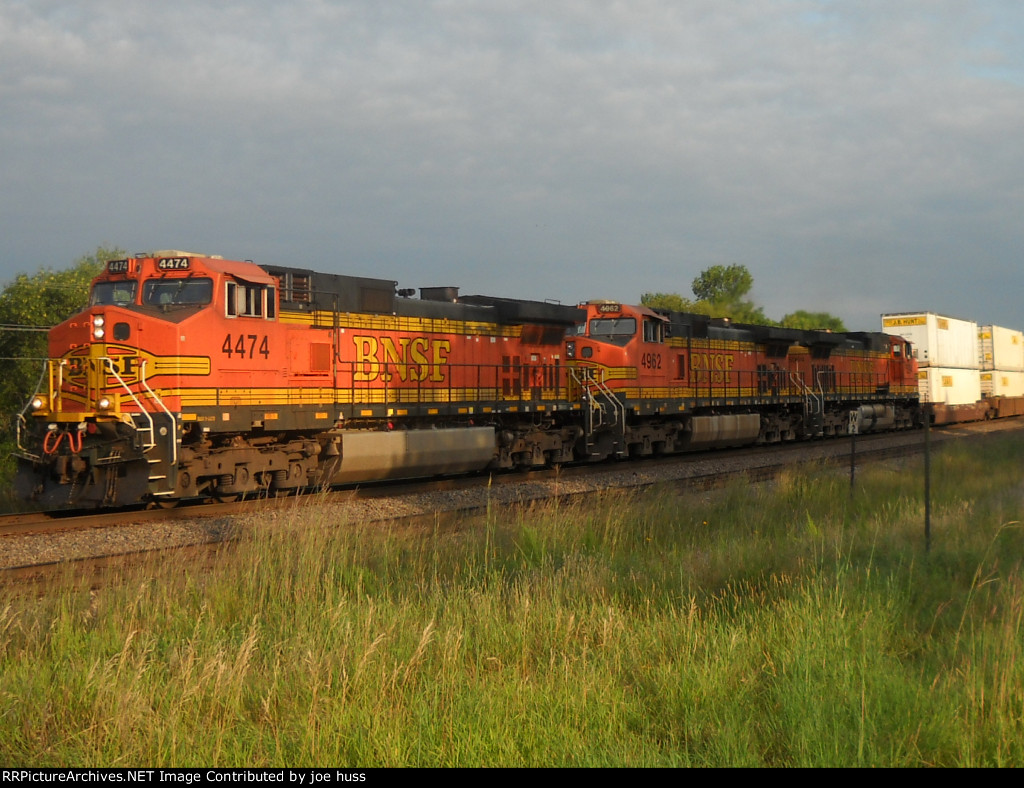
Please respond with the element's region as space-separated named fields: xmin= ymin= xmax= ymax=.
xmin=143 ymin=278 xmax=213 ymax=306
xmin=90 ymin=281 xmax=138 ymax=306
xmin=588 ymin=317 xmax=636 ymax=345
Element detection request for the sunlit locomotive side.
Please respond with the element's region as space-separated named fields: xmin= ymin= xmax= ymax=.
xmin=15 ymin=252 xmax=584 ymax=508
xmin=564 ymin=301 xmax=919 ymax=459
xmin=14 ymin=251 xmax=922 ymax=511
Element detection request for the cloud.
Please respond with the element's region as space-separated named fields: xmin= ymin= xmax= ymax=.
xmin=1 ymin=0 xmax=1022 ymax=330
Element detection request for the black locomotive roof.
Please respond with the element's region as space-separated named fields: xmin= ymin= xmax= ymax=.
xmin=261 ymin=264 xmax=585 ymax=326
xmin=459 ymin=295 xmax=585 ymax=326
xmin=845 ymin=332 xmax=893 ymax=353
xmin=262 ymin=265 xmax=397 ymax=314
xmin=654 ymin=308 xmax=898 ymax=357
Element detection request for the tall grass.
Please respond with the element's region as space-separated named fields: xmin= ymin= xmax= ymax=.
xmin=2 ymin=436 xmax=1023 ymax=766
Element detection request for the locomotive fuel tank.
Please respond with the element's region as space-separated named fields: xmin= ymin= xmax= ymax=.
xmin=854 ymin=404 xmax=896 ymax=432
xmin=323 ymin=427 xmax=497 ymax=485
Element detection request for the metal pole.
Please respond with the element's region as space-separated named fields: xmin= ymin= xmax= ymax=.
xmin=848 ymin=409 xmax=859 ymax=497
xmin=849 ymin=429 xmax=856 ymax=495
xmin=924 ymin=404 xmax=931 ymax=552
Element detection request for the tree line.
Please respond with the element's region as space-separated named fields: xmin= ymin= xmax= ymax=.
xmin=0 ymin=246 xmax=125 ymax=487
xmin=641 ymin=263 xmax=846 ymax=331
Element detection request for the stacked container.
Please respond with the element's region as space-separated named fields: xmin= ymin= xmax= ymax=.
xmin=979 ymin=325 xmax=1024 ymax=398
xmin=881 ymin=312 xmax=981 ymax=405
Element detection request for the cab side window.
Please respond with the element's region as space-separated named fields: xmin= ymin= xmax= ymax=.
xmin=227 ymin=282 xmax=276 ymax=319
xmin=643 ymin=319 xmax=664 ymax=343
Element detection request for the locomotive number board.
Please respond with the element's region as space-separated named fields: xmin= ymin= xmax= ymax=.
xmin=157 ymin=257 xmax=190 ymax=271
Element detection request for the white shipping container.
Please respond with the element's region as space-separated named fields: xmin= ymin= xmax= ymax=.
xmin=981 ymin=370 xmax=1024 ymax=398
xmin=978 ymin=325 xmax=1024 ymax=372
xmin=917 ymin=367 xmax=981 ymax=405
xmin=882 ymin=312 xmax=979 ymax=369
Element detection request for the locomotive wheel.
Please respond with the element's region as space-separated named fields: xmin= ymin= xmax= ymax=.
xmin=213 ymin=471 xmax=243 ymax=503
xmin=150 ymin=498 xmax=181 ymax=510
xmin=263 ymin=468 xmax=297 ymax=498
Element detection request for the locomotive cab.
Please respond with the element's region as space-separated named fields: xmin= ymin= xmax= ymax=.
xmin=567 ymin=301 xmax=668 ymax=367
xmin=16 ymin=251 xmax=281 ymax=508
xmin=566 ymin=301 xmax=676 ymax=408
xmin=25 ymin=252 xmax=276 ymax=423
xmin=886 ymin=335 xmax=918 ymax=396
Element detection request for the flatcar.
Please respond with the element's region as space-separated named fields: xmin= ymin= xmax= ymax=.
xmin=14 ymin=251 xmax=921 ymax=509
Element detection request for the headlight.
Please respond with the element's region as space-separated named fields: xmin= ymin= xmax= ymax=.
xmin=98 ymin=397 xmax=112 ymax=410
xmin=30 ymin=396 xmax=47 ymax=411
xmin=93 ymin=327 xmax=106 ymax=339
xmin=566 ymin=341 xmax=575 ymax=359
xmin=93 ymin=315 xmax=105 ymax=327
xmin=93 ymin=315 xmax=106 ymax=339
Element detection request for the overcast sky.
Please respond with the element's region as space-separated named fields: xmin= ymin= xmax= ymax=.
xmin=2 ymin=0 xmax=1022 ymax=331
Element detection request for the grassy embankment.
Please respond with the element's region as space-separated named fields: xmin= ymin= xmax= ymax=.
xmin=1 ymin=435 xmax=1022 ymax=766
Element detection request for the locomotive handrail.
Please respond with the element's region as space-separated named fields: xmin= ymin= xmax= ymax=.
xmin=328 ymin=358 xmax=902 ymax=418
xmin=16 ymin=356 xmax=170 ymax=469
xmin=790 ymin=371 xmax=823 ymax=413
xmin=93 ymin=356 xmax=180 ymax=495
xmin=52 ymin=359 xmax=66 ymax=414
xmin=590 ymin=370 xmax=626 ymax=436
xmin=814 ymin=369 xmax=828 ymax=398
xmin=15 ymin=359 xmax=50 ymax=454
xmin=567 ymin=366 xmax=626 ymax=449
xmin=136 ymin=359 xmax=179 ymax=476
xmin=99 ymin=357 xmax=156 ymax=454
xmin=339 ymin=358 xmax=570 ymax=414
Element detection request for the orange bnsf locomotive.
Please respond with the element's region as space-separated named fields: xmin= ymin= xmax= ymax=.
xmin=566 ymin=301 xmax=919 ymax=461
xmin=15 ymin=251 xmax=584 ymax=508
xmin=14 ymin=251 xmax=920 ymax=509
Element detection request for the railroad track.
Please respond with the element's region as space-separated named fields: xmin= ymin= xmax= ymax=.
xmin=2 ymin=418 xmax=1022 ymax=578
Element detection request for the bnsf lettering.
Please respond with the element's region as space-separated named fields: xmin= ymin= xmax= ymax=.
xmin=690 ymin=353 xmax=734 ymax=372
xmin=66 ymin=355 xmax=138 ymax=382
xmin=353 ymin=336 xmax=451 ymax=382
xmin=690 ymin=352 xmax=734 ymax=384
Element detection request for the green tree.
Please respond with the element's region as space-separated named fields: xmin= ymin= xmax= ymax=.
xmin=780 ymin=310 xmax=847 ymax=332
xmin=721 ymin=299 xmax=773 ymax=325
xmin=690 ymin=264 xmax=774 ymax=323
xmin=639 ymin=263 xmax=845 ymax=328
xmin=690 ymin=264 xmax=754 ymax=304
xmin=640 ymin=292 xmax=709 ymax=314
xmin=642 ymin=264 xmax=772 ymax=324
xmin=0 ymin=246 xmax=124 ymax=485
